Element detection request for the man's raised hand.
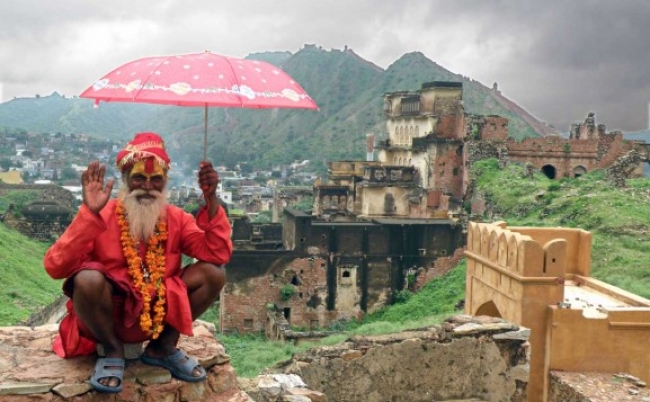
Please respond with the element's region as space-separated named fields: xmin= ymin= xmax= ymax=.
xmin=198 ymin=161 xmax=219 ymax=196
xmin=198 ymin=161 xmax=221 ymax=218
xmin=81 ymin=161 xmax=114 ymax=215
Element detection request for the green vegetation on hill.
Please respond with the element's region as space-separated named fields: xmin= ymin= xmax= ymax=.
xmin=472 ymin=158 xmax=650 ymax=298
xmin=0 ymin=224 xmax=62 ymax=324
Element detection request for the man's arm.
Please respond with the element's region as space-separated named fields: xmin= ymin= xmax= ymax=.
xmin=43 ymin=204 xmax=107 ymax=279
xmin=179 ymin=162 xmax=232 ymax=264
xmin=43 ymin=161 xmax=112 ymax=279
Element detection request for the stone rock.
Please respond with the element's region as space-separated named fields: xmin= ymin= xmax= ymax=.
xmin=492 ymin=327 xmax=531 ymax=341
xmin=257 ymin=375 xmax=283 ymax=396
xmin=281 ymin=395 xmax=311 ymax=402
xmin=51 ymin=382 xmax=93 ymax=398
xmin=286 ymin=387 xmax=327 ymax=402
xmin=0 ymin=321 xmax=245 ymax=401
xmin=0 ymin=382 xmax=56 ymax=395
xmin=271 ymin=374 xmax=307 ymax=389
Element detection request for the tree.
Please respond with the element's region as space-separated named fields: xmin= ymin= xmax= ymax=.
xmin=0 ymin=158 xmax=10 ymax=172
xmin=240 ymin=162 xmax=253 ymax=175
xmin=60 ymin=166 xmax=78 ymax=181
xmin=293 ymin=196 xmax=314 ymax=213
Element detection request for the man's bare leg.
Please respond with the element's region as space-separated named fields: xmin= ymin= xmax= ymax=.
xmin=72 ymin=270 xmax=124 ymax=388
xmin=144 ymin=262 xmax=226 ymax=377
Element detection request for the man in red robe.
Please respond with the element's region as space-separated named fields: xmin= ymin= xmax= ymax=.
xmin=43 ymin=132 xmax=233 ymax=393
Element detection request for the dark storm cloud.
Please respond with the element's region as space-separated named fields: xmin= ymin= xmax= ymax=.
xmin=1 ymin=0 xmax=649 ymax=132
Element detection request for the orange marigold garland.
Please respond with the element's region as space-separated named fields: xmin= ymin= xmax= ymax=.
xmin=116 ymin=201 xmax=167 ymax=339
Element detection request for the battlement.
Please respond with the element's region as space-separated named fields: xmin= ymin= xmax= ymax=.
xmin=465 ymin=222 xmax=650 ymax=402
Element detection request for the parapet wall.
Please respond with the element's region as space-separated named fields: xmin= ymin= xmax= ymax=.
xmin=465 ymin=221 xmax=650 ymax=402
xmin=464 ymin=221 xmax=567 ymax=401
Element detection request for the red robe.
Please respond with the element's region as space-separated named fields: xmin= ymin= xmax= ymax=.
xmin=43 ymin=199 xmax=232 ymax=357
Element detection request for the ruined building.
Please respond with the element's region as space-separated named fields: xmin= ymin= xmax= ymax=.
xmin=221 ymin=82 xmax=487 ymax=335
xmin=222 ymin=81 xmax=650 ymax=336
xmin=506 ymin=111 xmax=650 ymax=181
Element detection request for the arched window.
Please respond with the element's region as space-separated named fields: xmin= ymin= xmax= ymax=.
xmin=573 ymin=165 xmax=587 ymax=178
xmin=541 ymin=165 xmax=557 ymax=180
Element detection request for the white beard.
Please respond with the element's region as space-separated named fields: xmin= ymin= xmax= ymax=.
xmin=120 ymin=188 xmax=168 ymax=242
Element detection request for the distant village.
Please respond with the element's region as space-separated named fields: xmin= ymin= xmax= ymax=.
xmin=0 ymin=130 xmax=316 ymax=221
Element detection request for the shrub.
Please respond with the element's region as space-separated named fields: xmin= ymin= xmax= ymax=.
xmin=280 ymin=284 xmax=295 ymax=301
xmin=393 ymin=289 xmax=412 ymax=304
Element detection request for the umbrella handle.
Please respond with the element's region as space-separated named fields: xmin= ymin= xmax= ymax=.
xmin=204 ymin=104 xmax=208 ymax=161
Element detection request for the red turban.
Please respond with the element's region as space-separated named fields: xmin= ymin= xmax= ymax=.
xmin=116 ymin=132 xmax=170 ymax=173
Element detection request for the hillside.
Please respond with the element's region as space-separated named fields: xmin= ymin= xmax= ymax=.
xmin=472 ymin=158 xmax=650 ymax=299
xmin=0 ymin=223 xmax=62 ymax=324
xmin=0 ymin=47 xmax=548 ymax=171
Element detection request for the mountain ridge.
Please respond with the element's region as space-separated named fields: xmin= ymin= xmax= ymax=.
xmin=0 ymin=46 xmax=551 ymax=170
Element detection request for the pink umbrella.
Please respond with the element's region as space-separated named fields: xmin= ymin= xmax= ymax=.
xmin=80 ymin=51 xmax=318 ymax=159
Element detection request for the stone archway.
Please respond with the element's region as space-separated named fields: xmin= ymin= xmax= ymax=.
xmin=541 ymin=164 xmax=557 ymax=179
xmin=573 ymin=165 xmax=587 ymax=178
xmin=475 ymin=300 xmax=502 ymax=318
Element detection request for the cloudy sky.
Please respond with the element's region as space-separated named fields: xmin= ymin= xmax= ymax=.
xmin=2 ymin=0 xmax=649 ymax=132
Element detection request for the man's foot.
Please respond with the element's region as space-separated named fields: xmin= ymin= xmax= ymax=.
xmin=89 ymin=357 xmax=125 ymax=393
xmin=141 ymin=349 xmax=206 ymax=382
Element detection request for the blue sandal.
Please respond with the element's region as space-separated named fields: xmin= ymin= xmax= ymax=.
xmin=89 ymin=357 xmax=125 ymax=393
xmin=141 ymin=349 xmax=206 ymax=382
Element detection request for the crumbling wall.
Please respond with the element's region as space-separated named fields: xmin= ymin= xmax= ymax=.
xmin=221 ymin=257 xmax=332 ymax=334
xmin=413 ymin=247 xmax=466 ymax=291
xmin=429 ymin=141 xmax=465 ymax=199
xmin=0 ymin=183 xmax=75 ymax=208
xmin=275 ymin=315 xmax=529 ymax=402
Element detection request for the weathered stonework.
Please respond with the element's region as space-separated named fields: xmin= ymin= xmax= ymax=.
xmin=548 ymin=371 xmax=650 ymax=401
xmin=271 ymin=315 xmax=530 ymax=402
xmin=0 ymin=322 xmax=251 ymax=402
xmin=222 ymin=209 xmax=465 ymax=335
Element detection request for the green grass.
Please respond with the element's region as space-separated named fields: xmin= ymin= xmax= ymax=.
xmin=0 ymin=223 xmax=63 ymax=324
xmin=220 ymin=263 xmax=467 ymax=377
xmin=473 ymin=158 xmax=650 ymax=298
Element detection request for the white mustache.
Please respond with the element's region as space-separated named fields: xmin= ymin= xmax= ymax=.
xmin=130 ymin=189 xmax=162 ymax=198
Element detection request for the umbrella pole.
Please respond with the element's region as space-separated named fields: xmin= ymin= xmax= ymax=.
xmin=203 ymin=104 xmax=208 ymax=161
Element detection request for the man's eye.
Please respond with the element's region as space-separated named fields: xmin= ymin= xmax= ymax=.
xmin=150 ymin=176 xmax=164 ymax=185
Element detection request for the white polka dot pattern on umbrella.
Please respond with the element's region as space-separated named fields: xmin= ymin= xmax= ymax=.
xmin=81 ymin=51 xmax=318 ymax=110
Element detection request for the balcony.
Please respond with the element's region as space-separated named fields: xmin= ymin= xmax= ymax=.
xmin=361 ymin=166 xmax=417 ymax=186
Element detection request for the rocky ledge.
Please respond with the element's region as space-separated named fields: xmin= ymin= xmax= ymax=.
xmin=270 ymin=315 xmax=531 ymax=402
xmin=0 ymin=320 xmax=250 ymax=401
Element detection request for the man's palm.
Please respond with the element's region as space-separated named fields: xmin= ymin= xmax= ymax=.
xmin=81 ymin=162 xmax=115 ymax=215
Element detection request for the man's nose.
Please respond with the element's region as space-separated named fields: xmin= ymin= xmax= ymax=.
xmin=141 ymin=178 xmax=154 ymax=189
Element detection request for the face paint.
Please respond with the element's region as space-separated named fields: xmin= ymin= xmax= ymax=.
xmin=129 ymin=159 xmax=167 ymax=187
xmin=131 ymin=159 xmax=165 ymax=177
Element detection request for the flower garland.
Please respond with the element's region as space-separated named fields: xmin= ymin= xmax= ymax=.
xmin=116 ymin=200 xmax=168 ymax=339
